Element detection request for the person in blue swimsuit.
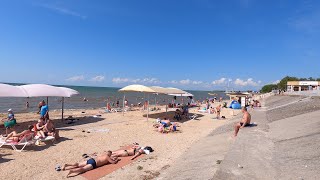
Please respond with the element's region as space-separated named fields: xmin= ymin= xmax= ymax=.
xmin=39 ymin=101 xmax=49 ymax=122
xmin=62 ymin=151 xmax=120 ymax=178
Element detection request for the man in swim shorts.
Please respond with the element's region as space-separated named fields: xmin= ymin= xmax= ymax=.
xmin=234 ymin=107 xmax=251 ymax=137
xmin=62 ymin=151 xmax=119 ymax=177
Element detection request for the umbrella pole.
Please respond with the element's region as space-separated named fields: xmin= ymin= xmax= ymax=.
xmin=123 ymin=93 xmax=125 ymax=116
xmin=47 ymin=97 xmax=49 ymax=105
xmin=147 ymin=93 xmax=150 ymax=121
xmin=61 ymin=97 xmax=64 ymax=121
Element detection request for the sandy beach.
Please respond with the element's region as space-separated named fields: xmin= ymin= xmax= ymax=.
xmin=0 ymin=102 xmax=240 ymax=180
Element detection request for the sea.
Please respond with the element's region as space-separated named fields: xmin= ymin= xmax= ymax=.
xmin=0 ymin=85 xmax=228 ymax=113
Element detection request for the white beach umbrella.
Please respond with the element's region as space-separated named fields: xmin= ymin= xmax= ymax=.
xmin=18 ymin=84 xmax=80 ymax=120
xmin=19 ymin=84 xmax=76 ymax=97
xmin=0 ymin=83 xmax=28 ymax=97
xmin=119 ymin=84 xmax=156 ymax=93
xmin=57 ymin=87 xmax=80 ymax=97
xmin=119 ymin=85 xmax=156 ymax=120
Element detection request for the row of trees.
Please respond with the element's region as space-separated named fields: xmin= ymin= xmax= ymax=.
xmin=260 ymin=76 xmax=320 ymax=93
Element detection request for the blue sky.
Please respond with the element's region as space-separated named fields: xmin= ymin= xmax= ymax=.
xmin=0 ymin=0 xmax=319 ymax=90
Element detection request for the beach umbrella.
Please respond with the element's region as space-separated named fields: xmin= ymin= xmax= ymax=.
xmin=0 ymin=83 xmax=28 ymax=97
xmin=18 ymin=84 xmax=80 ymax=120
xmin=119 ymin=84 xmax=156 ymax=93
xmin=119 ymin=85 xmax=156 ymax=120
xmin=19 ymin=84 xmax=78 ymax=97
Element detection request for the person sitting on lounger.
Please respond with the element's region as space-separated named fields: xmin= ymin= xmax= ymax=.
xmin=4 ymin=125 xmax=33 ymax=142
xmin=43 ymin=119 xmax=60 ymax=139
xmin=1 ymin=109 xmax=17 ymax=135
xmin=111 ymin=145 xmax=154 ymax=160
xmin=62 ymin=151 xmax=119 ymax=178
xmin=34 ymin=118 xmax=46 ymax=138
xmin=234 ymin=107 xmax=251 ymax=137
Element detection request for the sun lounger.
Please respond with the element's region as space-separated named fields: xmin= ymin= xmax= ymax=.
xmin=0 ymin=134 xmax=35 ymax=152
xmin=34 ymin=135 xmax=55 ymax=143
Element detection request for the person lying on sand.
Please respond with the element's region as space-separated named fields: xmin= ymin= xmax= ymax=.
xmin=234 ymin=107 xmax=251 ymax=137
xmin=3 ymin=125 xmax=33 ymax=142
xmin=111 ymin=145 xmax=154 ymax=160
xmin=62 ymin=151 xmax=119 ymax=178
xmin=153 ymin=118 xmax=178 ymax=133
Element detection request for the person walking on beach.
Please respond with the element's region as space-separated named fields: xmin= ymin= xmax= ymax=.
xmin=62 ymin=151 xmax=119 ymax=177
xmin=216 ymin=104 xmax=221 ymax=119
xmin=234 ymin=107 xmax=251 ymax=137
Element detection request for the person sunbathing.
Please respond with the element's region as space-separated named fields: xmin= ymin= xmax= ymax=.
xmin=234 ymin=107 xmax=251 ymax=137
xmin=4 ymin=125 xmax=33 ymax=142
xmin=111 ymin=145 xmax=154 ymax=160
xmin=62 ymin=151 xmax=119 ymax=178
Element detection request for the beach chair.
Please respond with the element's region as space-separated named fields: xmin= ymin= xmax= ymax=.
xmin=34 ymin=135 xmax=55 ymax=143
xmin=0 ymin=134 xmax=35 ymax=152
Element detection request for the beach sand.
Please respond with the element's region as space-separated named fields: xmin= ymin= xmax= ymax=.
xmin=0 ymin=103 xmax=241 ymax=180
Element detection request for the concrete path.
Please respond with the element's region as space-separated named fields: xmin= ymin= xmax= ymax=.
xmin=157 ymin=96 xmax=320 ymax=180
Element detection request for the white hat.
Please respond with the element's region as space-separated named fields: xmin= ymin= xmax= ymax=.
xmin=8 ymin=109 xmax=12 ymax=112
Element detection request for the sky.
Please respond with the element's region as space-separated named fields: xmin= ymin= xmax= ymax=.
xmin=0 ymin=0 xmax=319 ymax=90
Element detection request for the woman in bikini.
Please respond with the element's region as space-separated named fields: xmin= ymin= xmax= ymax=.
xmin=111 ymin=145 xmax=154 ymax=160
xmin=4 ymin=125 xmax=33 ymax=142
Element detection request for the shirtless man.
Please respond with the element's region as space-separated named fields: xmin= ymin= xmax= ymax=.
xmin=234 ymin=107 xmax=251 ymax=137
xmin=62 ymin=151 xmax=119 ymax=177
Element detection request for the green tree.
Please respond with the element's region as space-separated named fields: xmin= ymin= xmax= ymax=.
xmin=278 ymin=76 xmax=299 ymax=91
xmin=261 ymin=84 xmax=278 ymax=93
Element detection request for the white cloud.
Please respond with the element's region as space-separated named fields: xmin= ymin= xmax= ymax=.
xmin=212 ymin=78 xmax=227 ymax=85
xmin=112 ymin=77 xmax=160 ymax=84
xmin=90 ymin=75 xmax=105 ymax=82
xmin=38 ymin=4 xmax=87 ymax=19
xmin=272 ymin=80 xmax=280 ymax=84
xmin=112 ymin=78 xmax=130 ymax=84
xmin=66 ymin=75 xmax=85 ymax=82
xmin=234 ymin=78 xmax=260 ymax=87
xmin=168 ymin=80 xmax=178 ymax=84
xmin=192 ymin=81 xmax=203 ymax=85
xmin=179 ymin=79 xmax=191 ymax=85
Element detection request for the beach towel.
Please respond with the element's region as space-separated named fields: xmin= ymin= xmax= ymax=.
xmin=81 ymin=145 xmax=145 ymax=180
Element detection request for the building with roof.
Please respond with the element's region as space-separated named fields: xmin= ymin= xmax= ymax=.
xmin=287 ymin=81 xmax=320 ymax=92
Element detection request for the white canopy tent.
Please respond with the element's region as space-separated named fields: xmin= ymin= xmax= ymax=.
xmin=0 ymin=83 xmax=79 ymax=120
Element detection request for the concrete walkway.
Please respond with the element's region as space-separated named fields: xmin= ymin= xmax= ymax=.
xmin=157 ymin=96 xmax=320 ymax=180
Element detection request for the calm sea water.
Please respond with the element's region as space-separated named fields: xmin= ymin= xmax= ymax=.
xmin=0 ymin=85 xmax=227 ymax=113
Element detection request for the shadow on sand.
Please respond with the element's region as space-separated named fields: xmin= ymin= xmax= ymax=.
xmin=1 ymin=116 xmax=105 ymax=133
xmin=143 ymin=111 xmax=204 ymax=123
xmin=0 ymin=153 xmax=14 ymax=163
